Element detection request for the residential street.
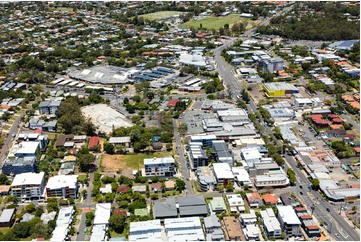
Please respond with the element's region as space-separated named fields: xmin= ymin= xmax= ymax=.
xmin=173 ymin=119 xmax=193 ymax=196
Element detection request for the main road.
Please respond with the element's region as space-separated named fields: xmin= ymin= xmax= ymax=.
xmin=213 ymin=3 xmax=359 ymax=241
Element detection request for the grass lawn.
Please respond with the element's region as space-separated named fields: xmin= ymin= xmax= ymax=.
xmin=53 ymin=7 xmax=74 ymax=12
xmin=179 ymin=14 xmax=251 ymax=30
xmin=102 ymin=152 xmax=172 ymax=172
xmin=140 ymin=11 xmax=185 ymax=21
xmin=78 ymin=174 xmax=88 ymax=183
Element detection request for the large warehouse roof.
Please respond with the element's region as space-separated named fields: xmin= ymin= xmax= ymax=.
xmin=68 ymin=66 xmax=139 ymax=85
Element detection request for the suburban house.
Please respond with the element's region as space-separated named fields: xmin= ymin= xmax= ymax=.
xmin=108 ymin=136 xmax=131 ymax=148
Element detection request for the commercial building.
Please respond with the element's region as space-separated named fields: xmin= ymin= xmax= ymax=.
xmin=179 ymin=53 xmax=207 ymax=67
xmin=294 ymin=98 xmax=322 ymax=110
xmin=90 ymin=203 xmax=112 ymax=242
xmin=212 ymin=140 xmax=234 ymax=166
xmin=190 ymin=134 xmax=217 ymax=147
xmin=261 ymin=57 xmax=284 ymax=72
xmin=254 ymin=170 xmax=289 ymax=188
xmin=277 ymin=205 xmax=302 ymax=237
xmin=69 ymin=65 xmax=137 ymax=85
xmin=11 ymin=172 xmax=45 ymax=201
xmin=0 ymin=209 xmax=15 ymax=227
xmin=260 ymin=208 xmax=282 ymax=239
xmin=232 ymin=166 xmax=252 ymax=188
xmin=144 ymin=157 xmax=175 ymax=177
xmin=129 ymin=220 xmax=162 ymax=241
xmin=226 ymin=194 xmax=245 ymax=213
xmin=50 ymin=206 xmax=74 ymax=242
xmin=216 ymin=108 xmax=249 ymax=123
xmin=263 ymin=82 xmax=298 ymax=97
xmin=188 ymin=142 xmax=208 ymax=169
xmin=267 ymin=108 xmax=295 ymax=121
xmin=241 ymin=147 xmax=262 ymax=165
xmin=164 ymin=217 xmax=205 ymax=241
xmin=39 ymin=98 xmax=62 ymax=115
xmin=212 ymin=163 xmax=234 ymax=185
xmin=45 ymin=175 xmax=78 ymax=198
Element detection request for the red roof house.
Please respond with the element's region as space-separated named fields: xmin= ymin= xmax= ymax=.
xmin=117 ymin=186 xmax=130 ymax=193
xmin=167 ymin=99 xmax=178 ymax=108
xmin=88 ymin=136 xmax=99 ymax=150
xmin=311 ymin=114 xmax=329 ymax=126
xmin=263 ymin=194 xmax=279 ymax=205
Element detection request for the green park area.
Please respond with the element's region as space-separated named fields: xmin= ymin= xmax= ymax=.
xmin=140 ymin=11 xmax=186 ymax=21
xmin=179 ymin=14 xmax=251 ymax=30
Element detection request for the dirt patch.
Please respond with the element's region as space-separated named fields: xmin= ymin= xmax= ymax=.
xmin=102 ymin=154 xmax=136 ymax=173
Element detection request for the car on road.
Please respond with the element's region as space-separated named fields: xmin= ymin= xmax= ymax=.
xmin=335 ymin=233 xmax=340 ymax=238
xmin=326 ymin=208 xmax=330 ymax=212
xmin=300 ymin=191 xmax=303 ymax=195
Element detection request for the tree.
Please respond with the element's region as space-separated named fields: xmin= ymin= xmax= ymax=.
xmin=103 ymin=142 xmax=115 ymax=154
xmin=241 ymin=89 xmax=250 ymax=103
xmin=310 ymin=178 xmax=320 ymax=190
xmin=109 ymin=214 xmax=126 ymax=233
xmin=0 ymin=173 xmax=9 ymax=185
xmin=78 ymin=153 xmax=96 ymax=172
xmin=226 ymin=183 xmax=234 ymax=191
xmin=35 ymin=207 xmax=44 ymax=217
xmin=25 ymin=203 xmax=36 ymax=213
xmin=128 ymin=200 xmax=146 ymax=213
xmin=151 ymin=176 xmax=159 ymax=183
xmin=85 ymin=212 xmax=94 ymax=226
xmin=13 ymin=222 xmax=31 ymax=238
xmin=175 ymin=178 xmax=186 ymax=192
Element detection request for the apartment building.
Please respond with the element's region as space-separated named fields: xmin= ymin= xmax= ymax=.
xmin=260 ymin=208 xmax=282 ymax=239
xmin=144 ymin=157 xmax=175 ymax=177
xmin=11 ymin=172 xmax=45 ymax=201
xmin=39 ymin=98 xmax=62 ymax=115
xmin=188 ymin=142 xmax=208 ymax=169
xmin=277 ymin=205 xmax=302 ymax=237
xmin=45 ymin=175 xmax=78 ymax=198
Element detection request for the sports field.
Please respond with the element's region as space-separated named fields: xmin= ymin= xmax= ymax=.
xmin=140 ymin=11 xmax=185 ymax=21
xmin=179 ymin=14 xmax=252 ymax=30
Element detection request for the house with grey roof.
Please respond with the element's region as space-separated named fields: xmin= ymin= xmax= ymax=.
xmin=0 ymin=209 xmax=15 ymax=227
xmin=153 ymin=197 xmax=177 ymax=219
xmin=39 ymin=98 xmax=62 ymax=115
xmin=204 ymin=214 xmax=225 ymax=240
xmin=178 ymin=196 xmax=208 ymax=217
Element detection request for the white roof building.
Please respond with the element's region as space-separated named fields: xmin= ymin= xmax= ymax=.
xmin=11 ymin=172 xmax=45 ymax=187
xmin=108 ymin=136 xmax=131 ymax=144
xmin=15 ymin=141 xmax=39 ymax=156
xmin=144 ymin=157 xmax=175 ymax=166
xmin=165 ymin=217 xmax=204 ymax=241
xmin=277 ymin=205 xmax=301 ymax=226
xmin=129 ymin=220 xmax=163 ymax=241
xmin=231 ymin=167 xmax=252 ymax=188
xmin=179 ymin=54 xmax=206 ymax=67
xmin=240 ymin=147 xmax=262 ymax=164
xmin=50 ymin=206 xmax=74 ymax=242
xmin=46 ymin=175 xmax=78 ymax=190
xmin=94 ymin=203 xmax=111 ymax=225
xmin=212 ymin=163 xmax=234 ymax=182
xmin=226 ymin=194 xmax=245 ymax=212
xmin=260 ymin=208 xmax=282 ymax=238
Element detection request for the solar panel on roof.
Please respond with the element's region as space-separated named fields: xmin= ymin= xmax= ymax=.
xmin=151 ymin=70 xmax=166 ymax=76
xmin=143 ymin=72 xmax=161 ymax=78
xmin=157 ymin=67 xmax=175 ymax=73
